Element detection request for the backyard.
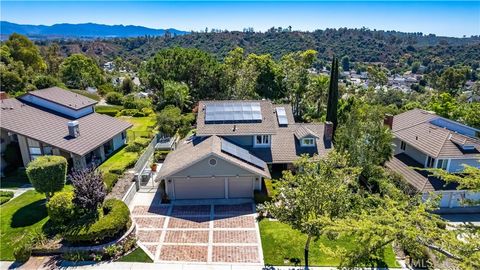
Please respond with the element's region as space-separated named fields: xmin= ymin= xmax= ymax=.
xmin=259 ymin=219 xmax=399 ymax=267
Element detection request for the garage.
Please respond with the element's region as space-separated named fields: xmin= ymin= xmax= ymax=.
xmin=228 ymin=177 xmax=254 ymax=198
xmin=173 ymin=177 xmax=225 ymax=199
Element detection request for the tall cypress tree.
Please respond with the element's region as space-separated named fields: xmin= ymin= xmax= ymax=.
xmin=326 ymin=56 xmax=339 ymax=136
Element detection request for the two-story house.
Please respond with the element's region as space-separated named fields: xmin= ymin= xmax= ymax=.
xmin=0 ymin=87 xmax=132 ymax=171
xmin=385 ymin=109 xmax=480 ymax=212
xmin=157 ymin=100 xmax=333 ymax=200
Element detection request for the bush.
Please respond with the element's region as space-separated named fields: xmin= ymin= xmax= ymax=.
xmin=0 ymin=190 xmax=14 ymax=198
xmin=117 ymin=109 xmax=146 ymax=117
xmin=0 ymin=197 xmax=12 ymax=205
xmin=122 ymin=95 xmax=151 ymax=110
xmin=125 ymin=138 xmax=150 ymax=153
xmin=95 ymin=105 xmax=122 ymax=116
xmin=63 ymin=199 xmax=131 ymax=244
xmin=47 ymin=191 xmax=75 ymax=225
xmin=13 ymin=241 xmax=31 ymax=263
xmin=26 ymin=156 xmax=67 ymax=200
xmin=141 ymin=107 xmax=154 ymax=116
xmin=105 ymin=92 xmax=124 ymax=105
xmin=154 ymin=150 xmax=170 ymax=162
xmin=103 ymin=172 xmax=119 ymax=192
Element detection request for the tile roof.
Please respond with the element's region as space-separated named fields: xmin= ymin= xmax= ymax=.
xmin=157 ymin=135 xmax=271 ymax=179
xmin=0 ymin=98 xmax=132 ymax=156
xmin=392 ymin=109 xmax=480 ymax=159
xmin=23 ymin=87 xmax=98 ymax=110
xmin=386 ymin=153 xmax=458 ymax=192
xmin=196 ymin=100 xmax=278 ymax=136
xmin=294 ymin=126 xmax=319 ymax=139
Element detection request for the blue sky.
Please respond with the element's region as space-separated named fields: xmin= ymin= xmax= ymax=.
xmin=1 ymin=1 xmax=479 ymax=37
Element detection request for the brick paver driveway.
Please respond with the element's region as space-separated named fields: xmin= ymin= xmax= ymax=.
xmin=131 ymin=202 xmax=263 ymax=265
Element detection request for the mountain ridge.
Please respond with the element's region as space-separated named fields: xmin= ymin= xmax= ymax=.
xmin=0 ymin=21 xmax=188 ymax=38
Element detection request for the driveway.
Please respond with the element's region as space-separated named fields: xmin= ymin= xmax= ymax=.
xmin=131 ymin=201 xmax=263 ymax=265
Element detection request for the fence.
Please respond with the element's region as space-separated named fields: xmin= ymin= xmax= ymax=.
xmin=133 ymin=134 xmax=158 ymax=174
xmin=122 ymin=182 xmax=137 ymax=206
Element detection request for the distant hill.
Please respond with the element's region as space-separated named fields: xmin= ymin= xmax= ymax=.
xmin=0 ymin=21 xmax=188 ymax=39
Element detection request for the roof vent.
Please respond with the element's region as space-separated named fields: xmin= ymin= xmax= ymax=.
xmin=68 ymin=121 xmax=80 ymax=138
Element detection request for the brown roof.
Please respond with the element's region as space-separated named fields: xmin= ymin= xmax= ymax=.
xmin=294 ymin=126 xmax=319 ymax=139
xmin=196 ymin=100 xmax=278 ymax=136
xmin=157 ymin=135 xmax=271 ymax=179
xmin=0 ymin=98 xmax=131 ymax=156
xmin=386 ymin=153 xmax=458 ymax=192
xmin=23 ymin=87 xmax=98 ymax=110
xmin=393 ymin=109 xmax=480 ymax=159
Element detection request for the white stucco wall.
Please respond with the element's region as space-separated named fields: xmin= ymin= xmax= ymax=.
xmin=112 ymin=132 xmax=126 ymax=151
xmin=20 ymin=95 xmax=93 ymax=119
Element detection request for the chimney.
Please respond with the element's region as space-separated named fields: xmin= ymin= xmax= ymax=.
xmin=324 ymin=121 xmax=333 ymax=142
xmin=0 ymin=92 xmax=8 ymax=100
xmin=68 ymin=121 xmax=80 ymax=138
xmin=384 ymin=114 xmax=393 ymax=129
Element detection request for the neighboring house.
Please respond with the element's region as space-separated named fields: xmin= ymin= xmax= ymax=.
xmin=385 ymin=109 xmax=480 ymax=212
xmin=0 ymin=87 xmax=132 ymax=171
xmin=157 ymin=100 xmax=333 ymax=200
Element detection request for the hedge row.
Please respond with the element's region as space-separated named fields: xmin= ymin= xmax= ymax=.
xmin=103 ymin=173 xmax=119 ymax=192
xmin=95 ymin=105 xmax=123 ymax=117
xmin=63 ymin=199 xmax=131 ymax=244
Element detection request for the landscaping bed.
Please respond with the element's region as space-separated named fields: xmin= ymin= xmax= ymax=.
xmin=259 ymin=219 xmax=399 ymax=267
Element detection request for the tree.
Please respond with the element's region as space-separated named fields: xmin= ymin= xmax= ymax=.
xmin=42 ymin=43 xmax=63 ymax=75
xmin=326 ymin=56 xmax=339 ymax=132
xmin=262 ymin=152 xmax=360 ymax=269
xmin=429 ymin=163 xmax=480 ymax=191
xmin=438 ymin=66 xmax=468 ymax=95
xmin=5 ymin=33 xmax=46 ymax=72
xmin=33 ymin=75 xmax=60 ymax=89
xmin=26 ymin=156 xmax=67 ymax=201
xmin=157 ymin=105 xmax=194 ymax=137
xmin=427 ymin=93 xmax=458 ymax=119
xmin=120 ymin=76 xmax=135 ymax=94
xmin=306 ymin=74 xmax=329 ymax=117
xmin=367 ymin=65 xmax=388 ymax=86
xmin=59 ymin=54 xmax=104 ymax=89
xmin=341 ymin=55 xmax=350 ymax=71
xmin=162 ymin=80 xmax=192 ymax=111
xmin=69 ymin=167 xmax=107 ymax=214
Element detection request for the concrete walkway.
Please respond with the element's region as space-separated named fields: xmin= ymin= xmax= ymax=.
xmin=0 ymin=185 xmax=34 ymax=201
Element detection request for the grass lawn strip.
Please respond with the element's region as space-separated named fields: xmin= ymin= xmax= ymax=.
xmin=117 ymin=247 xmax=153 ymax=263
xmin=259 ymin=219 xmax=399 ymax=267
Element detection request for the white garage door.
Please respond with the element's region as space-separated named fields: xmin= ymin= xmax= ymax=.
xmin=228 ymin=177 xmax=254 ymax=198
xmin=174 ymin=177 xmax=225 ymax=199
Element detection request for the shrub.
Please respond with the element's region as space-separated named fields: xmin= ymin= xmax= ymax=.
xmin=69 ymin=168 xmax=107 ymax=213
xmin=154 ymin=150 xmax=170 ymax=162
xmin=47 ymin=191 xmax=75 ymax=225
xmin=117 ymin=109 xmax=146 ymax=117
xmin=123 ymin=95 xmax=151 ymax=110
xmin=95 ymin=105 xmax=122 ymax=116
xmin=62 ymin=251 xmax=92 ymax=262
xmin=141 ymin=107 xmax=154 ymax=116
xmin=124 ymin=143 xmax=142 ymax=153
xmin=0 ymin=197 xmax=12 ymax=205
xmin=0 ymin=190 xmax=14 ymax=198
xmin=103 ymin=172 xmax=119 ymax=192
xmin=63 ymin=199 xmax=131 ymax=244
xmin=13 ymin=241 xmax=31 ymax=263
xmin=26 ymin=156 xmax=67 ymax=200
xmin=105 ymin=92 xmax=124 ymax=105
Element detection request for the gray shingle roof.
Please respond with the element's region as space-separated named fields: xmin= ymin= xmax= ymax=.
xmin=0 ymin=98 xmax=131 ymax=156
xmin=392 ymin=109 xmax=480 ymax=159
xmin=157 ymin=135 xmax=271 ymax=179
xmin=23 ymin=87 xmax=98 ymax=110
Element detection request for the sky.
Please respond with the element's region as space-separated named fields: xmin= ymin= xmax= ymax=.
xmin=1 ymin=1 xmax=479 ymax=37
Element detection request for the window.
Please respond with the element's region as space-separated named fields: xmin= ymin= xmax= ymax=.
xmin=27 ymin=138 xmax=42 ymax=160
xmin=426 ymin=156 xmax=435 ymax=168
xmin=436 ymin=159 xmax=448 ymax=170
xmin=301 ymin=138 xmax=315 ymax=147
xmin=254 ymin=135 xmax=270 ymax=147
xmin=400 ymin=141 xmax=406 ymax=151
xmin=103 ymin=139 xmax=114 ymax=156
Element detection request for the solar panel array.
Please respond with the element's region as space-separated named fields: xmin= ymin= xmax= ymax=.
xmin=220 ymin=139 xmax=267 ymax=169
xmin=275 ymin=107 xmax=288 ymax=126
xmin=205 ymin=102 xmax=262 ymax=123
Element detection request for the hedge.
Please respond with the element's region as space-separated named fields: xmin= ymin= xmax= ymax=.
xmin=95 ymin=105 xmax=123 ymax=116
xmin=117 ymin=109 xmax=147 ymax=117
xmin=0 ymin=197 xmax=12 ymax=205
xmin=47 ymin=191 xmax=75 ymax=225
xmin=125 ymin=138 xmax=151 ymax=153
xmin=103 ymin=173 xmax=119 ymax=192
xmin=26 ymin=156 xmax=67 ymax=200
xmin=105 ymin=92 xmax=124 ymax=105
xmin=63 ymin=199 xmax=131 ymax=244
xmin=0 ymin=190 xmax=14 ymax=198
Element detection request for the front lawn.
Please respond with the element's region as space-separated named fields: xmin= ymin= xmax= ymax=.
xmin=121 ymin=115 xmax=157 ymax=140
xmin=259 ymin=219 xmax=399 ymax=267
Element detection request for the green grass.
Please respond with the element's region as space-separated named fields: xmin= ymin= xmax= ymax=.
xmin=118 ymin=248 xmax=153 ymax=263
xmin=0 ymin=186 xmax=73 ymax=260
xmin=121 ymin=115 xmax=157 ymax=141
xmin=0 ymin=169 xmax=30 ymax=189
xmin=259 ymin=219 xmax=399 ymax=267
xmin=95 ymin=105 xmax=123 ymax=116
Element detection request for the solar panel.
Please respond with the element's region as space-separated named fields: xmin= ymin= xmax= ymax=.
xmin=220 ymin=139 xmax=266 ymax=169
xmin=205 ymin=102 xmax=262 ymax=123
xmin=275 ymin=107 xmax=288 ymax=126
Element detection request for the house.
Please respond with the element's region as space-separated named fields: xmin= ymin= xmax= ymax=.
xmin=385 ymin=109 xmax=480 ymax=212
xmin=156 ymin=100 xmax=333 ymax=200
xmin=0 ymin=87 xmax=132 ymax=171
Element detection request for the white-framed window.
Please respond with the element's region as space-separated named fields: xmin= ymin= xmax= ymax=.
xmin=301 ymin=138 xmax=315 ymax=147
xmin=436 ymin=159 xmax=448 ymax=170
xmin=27 ymin=138 xmax=52 ymax=160
xmin=426 ymin=156 xmax=435 ymax=168
xmin=254 ymin=135 xmax=271 ymax=147
xmin=400 ymin=141 xmax=406 ymax=151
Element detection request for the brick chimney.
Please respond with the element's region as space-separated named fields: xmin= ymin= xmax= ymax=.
xmin=324 ymin=121 xmax=333 ymax=142
xmin=384 ymin=114 xmax=394 ymax=129
xmin=0 ymin=92 xmax=8 ymax=100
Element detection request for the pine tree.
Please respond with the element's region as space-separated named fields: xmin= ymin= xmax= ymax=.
xmin=326 ymin=56 xmax=339 ymax=135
